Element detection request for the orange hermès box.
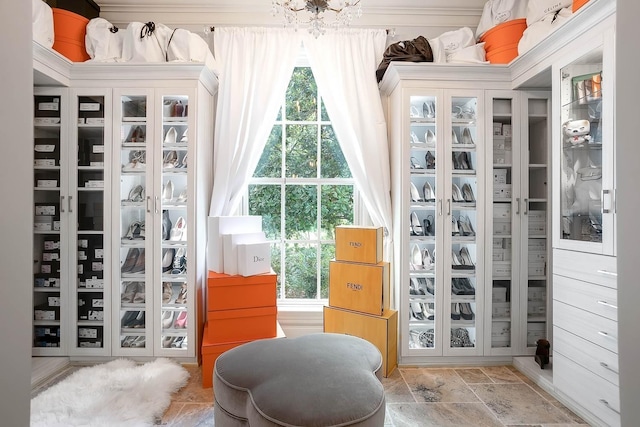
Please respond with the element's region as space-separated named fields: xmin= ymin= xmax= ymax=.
xmin=207 ymin=271 xmax=277 ymax=311
xmin=206 ymin=306 xmax=277 ymax=344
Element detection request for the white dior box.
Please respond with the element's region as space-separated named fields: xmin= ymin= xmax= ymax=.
xmin=85 ymin=278 xmax=104 ymax=289
xmin=34 ymin=159 xmax=56 ymax=167
xmin=528 ymin=251 xmax=547 ymax=262
xmin=502 ymin=124 xmax=512 ymax=137
xmin=493 ymin=204 xmax=511 ymax=218
xmin=493 ymin=184 xmax=512 ymax=200
xmin=207 ymin=216 xmax=262 ymax=273
xmin=34 ymin=144 xmax=55 ymax=152
xmin=86 ymin=118 xmax=105 ymax=125
xmin=80 ymin=102 xmax=100 ymax=111
xmin=492 ymin=249 xmax=511 ymax=261
xmin=38 ymin=102 xmax=59 ymax=111
xmin=47 ymin=297 xmax=61 ymax=307
xmin=34 ymin=117 xmax=61 ymax=125
xmin=37 ymin=179 xmax=58 ymax=188
xmin=85 ymin=180 xmax=104 ymax=188
xmin=237 ymin=241 xmax=272 ymax=277
xmin=222 ymin=231 xmax=267 ymax=275
xmin=527 ymin=301 xmax=546 ymax=316
xmin=493 ymin=169 xmax=507 ymax=184
xmin=493 ymin=238 xmax=504 ymax=250
xmin=528 ymin=239 xmax=546 ymax=252
xmin=78 ymin=328 xmax=98 ymax=339
xmin=87 ymin=310 xmax=104 ymax=321
xmin=528 ymin=221 xmax=546 ymax=235
xmin=528 ymin=210 xmax=546 ymax=221
xmin=493 ymin=123 xmax=502 ymax=135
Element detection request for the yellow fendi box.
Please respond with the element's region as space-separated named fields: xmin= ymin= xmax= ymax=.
xmin=329 ymin=260 xmax=389 ymax=316
xmin=335 ymin=226 xmax=383 ymax=264
xmin=323 ymin=306 xmax=397 ymax=377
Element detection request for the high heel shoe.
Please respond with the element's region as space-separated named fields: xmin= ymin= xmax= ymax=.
xmin=163 ymin=150 xmax=179 ymax=168
xmin=459 ymin=247 xmax=475 ymax=270
xmin=452 ymin=129 xmax=459 ymax=144
xmin=176 ymin=188 xmax=187 ymax=203
xmin=162 ymin=180 xmax=174 ymax=202
xmin=410 ymin=182 xmax=423 ymax=202
xmin=410 ymin=105 xmax=422 ymax=118
xmin=459 ymin=303 xmax=475 ymax=320
xmin=410 ymin=302 xmax=425 ymax=321
xmin=459 ymin=215 xmax=475 ymax=236
xmin=133 ymin=282 xmax=145 ymax=303
xmin=451 ymin=303 xmax=461 ymax=320
xmin=459 ymin=152 xmax=472 ymax=170
xmin=452 ymin=183 xmax=464 ymax=202
xmin=126 ymin=125 xmax=145 ymax=143
xmin=121 ymin=248 xmax=140 ymax=273
xmin=451 ymin=278 xmax=466 ymax=295
xmin=130 ymin=335 xmax=146 ymax=348
xmin=162 ymin=248 xmax=175 ymax=273
xmin=452 ymin=152 xmax=461 ymax=169
xmin=171 ymin=336 xmax=185 ymax=348
xmin=425 ymin=129 xmax=436 ymax=145
xmin=422 ymin=302 xmax=435 ymax=320
xmin=409 ymin=277 xmax=422 ymax=295
xmin=423 ymin=214 xmax=435 ymax=236
xmin=121 ymin=282 xmax=138 ymax=303
xmin=162 ymin=310 xmax=175 ymax=329
xmin=425 ymin=151 xmax=436 ymax=169
xmin=459 ymin=277 xmax=475 ymax=295
xmin=461 ymin=127 xmax=475 ymax=145
xmin=423 ymin=181 xmax=435 ymax=202
xmin=164 ymin=127 xmax=177 ymax=144
xmin=410 ymin=212 xmax=423 ymax=236
xmin=422 ymin=102 xmax=429 ymax=119
xmin=410 ymin=156 xmax=423 ymax=169
xmin=162 ymin=210 xmax=172 ymax=241
xmin=126 ymin=184 xmax=145 ymax=202
xmin=162 ymin=336 xmax=176 ymax=348
xmin=451 ymin=250 xmax=464 ymax=270
xmin=419 ymin=277 xmax=435 ymax=295
xmin=123 ymin=220 xmax=143 ymax=240
xmin=162 ymin=282 xmax=174 ymax=303
xmin=462 ymin=183 xmax=475 ymax=202
xmin=410 ymin=131 xmax=421 ymax=144
xmin=169 ymin=216 xmax=187 ymax=241
xmin=180 ymin=128 xmax=188 ymax=142
xmin=174 ymin=309 xmax=188 ymax=327
xmin=410 ymin=244 xmax=423 ymax=270
xmin=451 ymin=216 xmax=460 ymax=236
xmin=129 ymin=248 xmax=145 ymax=274
xmin=422 ymin=248 xmax=435 ymax=271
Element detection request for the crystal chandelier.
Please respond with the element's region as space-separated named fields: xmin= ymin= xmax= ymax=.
xmin=272 ymin=0 xmax=363 ymax=38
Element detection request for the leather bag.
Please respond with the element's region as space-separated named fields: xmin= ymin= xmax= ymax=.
xmin=376 ymin=36 xmax=433 ymax=82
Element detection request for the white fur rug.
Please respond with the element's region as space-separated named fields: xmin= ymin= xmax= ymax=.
xmin=31 ymin=358 xmax=189 ymax=427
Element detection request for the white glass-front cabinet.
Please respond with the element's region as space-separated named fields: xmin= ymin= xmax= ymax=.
xmin=391 ymin=87 xmax=486 ymax=358
xmin=112 ymin=87 xmax=200 ymax=357
xmin=553 ymin=31 xmax=615 ymax=256
xmin=484 ymin=91 xmax=551 ymax=356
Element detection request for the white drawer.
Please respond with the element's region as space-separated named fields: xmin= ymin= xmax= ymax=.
xmin=553 ymin=248 xmax=617 ymax=289
xmin=553 ymin=326 xmax=619 ymax=387
xmin=553 ymin=300 xmax=618 ymax=354
xmin=554 ymin=353 xmax=620 ymax=427
xmin=553 ymin=274 xmax=617 ymax=321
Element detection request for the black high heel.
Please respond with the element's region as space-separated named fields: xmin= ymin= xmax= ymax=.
xmin=459 ymin=216 xmax=475 ymax=236
xmin=423 ymin=215 xmax=435 ymax=236
xmin=425 ymin=151 xmax=436 ymax=169
xmin=459 ymin=247 xmax=475 ymax=270
xmin=451 ymin=303 xmax=461 ymax=320
xmin=459 ymin=303 xmax=475 ymax=320
xmin=121 ymin=248 xmax=140 ymax=273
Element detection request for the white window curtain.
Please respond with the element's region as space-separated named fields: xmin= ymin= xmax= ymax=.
xmin=208 ymin=27 xmax=302 ymax=216
xmin=302 ymin=29 xmax=394 ymax=266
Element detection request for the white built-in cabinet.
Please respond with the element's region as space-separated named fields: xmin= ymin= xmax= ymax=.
xmin=32 ymin=62 xmax=217 ymax=361
xmin=380 ymin=66 xmax=550 ymax=364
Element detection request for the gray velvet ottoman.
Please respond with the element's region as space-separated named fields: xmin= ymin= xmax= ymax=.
xmin=213 ymin=333 xmax=386 ymax=426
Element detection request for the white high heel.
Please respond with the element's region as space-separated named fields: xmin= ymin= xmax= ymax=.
xmin=410 ymin=182 xmax=423 ymax=202
xmin=410 ymin=244 xmax=423 ymax=270
xmin=422 ymin=248 xmax=435 ymax=270
xmin=410 ymin=212 xmax=424 ymax=236
xmin=423 ymin=181 xmax=435 ymax=202
xmin=425 ymin=129 xmax=436 ymax=145
xmin=452 ymin=129 xmax=459 ymax=144
xmin=462 ymin=127 xmax=474 ymax=145
xmin=162 ymin=180 xmax=174 ymax=202
xmin=452 ymin=183 xmax=464 ymax=202
xmin=164 ymin=127 xmax=177 ymax=144
xmin=170 ymin=216 xmax=187 ymax=241
xmin=180 ymin=128 xmax=188 ymax=142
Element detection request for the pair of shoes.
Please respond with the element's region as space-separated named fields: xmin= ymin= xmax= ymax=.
xmin=169 ymin=216 xmax=187 ymax=241
xmin=410 ymin=302 xmax=425 ymax=321
xmin=410 ymin=244 xmax=423 ymax=270
xmin=162 ymin=210 xmax=172 ymax=240
xmin=425 ymin=151 xmax=436 ymax=169
xmin=419 ymin=277 xmax=435 ymax=295
xmin=163 ymin=150 xmax=179 ymax=168
xmin=171 ymin=248 xmax=186 ymax=275
xmin=125 ymin=184 xmax=145 ymax=202
xmin=130 ymin=335 xmax=146 ymax=348
xmin=462 ymin=183 xmax=475 ymax=202
xmin=126 ymin=125 xmax=145 ymax=143
xmin=451 ymin=277 xmax=475 ymax=295
xmin=423 ymin=214 xmax=435 ymax=236
xmin=123 ymin=220 xmax=145 ymax=240
xmin=422 ymin=248 xmax=435 ymax=270
xmin=410 ymin=182 xmax=423 ymax=202
xmin=452 ymin=151 xmax=473 ymax=170
xmin=173 ymin=309 xmax=187 ymax=327
xmin=453 ymin=106 xmax=475 ymax=119
xmin=121 ymin=282 xmax=145 ymax=303
xmin=452 ymin=247 xmax=475 ymax=270
xmin=124 ymin=150 xmax=146 ymax=169
xmin=176 ymin=188 xmax=187 ymax=203
xmin=175 ymin=283 xmax=187 ymax=304
xmin=121 ymin=310 xmax=145 ymax=328
xmin=461 ymin=127 xmax=475 ymax=145
xmin=410 ymin=131 xmax=421 ymax=144
xmin=162 ymin=180 xmax=174 ymax=202
xmin=458 ymin=215 xmax=475 ymax=236
xmin=410 ymin=212 xmax=423 ymax=236
xmin=162 ymin=282 xmax=174 ymax=303
xmin=162 ymin=310 xmax=175 ymax=329
xmin=409 ymin=328 xmax=434 ymax=348
xmin=423 ymin=181 xmax=435 ymax=202
xmin=162 ymin=248 xmax=175 ymax=273
xmin=423 ymin=101 xmax=435 ymax=119
xmin=451 ymin=303 xmax=474 ymax=320
xmin=121 ymin=248 xmax=145 ymax=274
xmin=409 ymin=277 xmax=424 ymax=295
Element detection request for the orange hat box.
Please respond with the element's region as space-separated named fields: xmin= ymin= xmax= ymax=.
xmin=480 ymin=18 xmax=527 ymax=64
xmin=572 ymin=0 xmax=590 ymax=12
xmin=52 ymin=8 xmax=90 ymax=62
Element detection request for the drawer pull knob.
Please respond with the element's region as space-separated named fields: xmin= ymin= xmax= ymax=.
xmin=596 ymin=269 xmax=618 ymax=277
xmin=600 ymin=362 xmax=619 ymax=374
xmin=599 ymin=399 xmax=620 ymax=414
xmin=598 ymin=331 xmax=616 ymax=341
xmin=597 ymin=300 xmax=618 ymax=309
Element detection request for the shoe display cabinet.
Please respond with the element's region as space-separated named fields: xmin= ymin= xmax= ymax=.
xmin=551 ymin=16 xmax=620 ymax=426
xmin=33 ymin=87 xmax=113 ymax=356
xmin=32 ymin=63 xmax=217 ymax=361
xmin=483 ymin=91 xmax=550 ymax=356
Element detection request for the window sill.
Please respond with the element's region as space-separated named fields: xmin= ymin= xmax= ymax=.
xmin=276 ymin=301 xmax=325 ymax=337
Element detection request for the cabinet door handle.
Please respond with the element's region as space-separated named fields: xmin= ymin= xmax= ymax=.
xmin=597 ymin=300 xmax=618 ymax=309
xmin=155 ymin=196 xmax=159 ymax=214
xmin=599 ymin=399 xmax=620 ymax=414
xmin=447 ymin=199 xmax=451 ymax=216
xmin=597 ymin=269 xmax=618 ymax=277
xmin=599 ymin=362 xmax=619 ymax=375
xmin=602 ymin=189 xmax=611 ymax=213
xmin=146 ymin=196 xmax=151 ymax=213
xmin=524 ymin=198 xmax=528 ymax=215
xmin=60 ymin=196 xmax=65 ymax=213
xmin=515 ymin=198 xmax=520 ymax=215
xmin=438 ymin=199 xmax=443 ymax=216
xmin=68 ymin=195 xmax=73 ymax=213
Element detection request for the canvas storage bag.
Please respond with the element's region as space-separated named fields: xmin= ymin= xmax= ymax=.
xmin=32 ymin=0 xmax=54 ymax=48
xmin=122 ymin=21 xmax=172 ymax=62
xmin=429 ymin=27 xmax=476 ymax=63
xmin=476 ymin=0 xmax=529 ymax=40
xmin=85 ymin=17 xmax=124 ymax=62
xmin=526 ymin=0 xmax=572 ymax=25
xmin=518 ymin=7 xmax=571 ymax=55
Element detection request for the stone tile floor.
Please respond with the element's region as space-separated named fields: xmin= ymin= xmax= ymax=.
xmin=157 ymin=364 xmax=587 ymax=426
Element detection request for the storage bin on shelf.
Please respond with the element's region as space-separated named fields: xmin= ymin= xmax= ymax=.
xmin=51 ymin=8 xmax=90 ymax=62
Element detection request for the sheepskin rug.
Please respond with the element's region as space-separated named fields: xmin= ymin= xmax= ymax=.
xmin=31 ymin=358 xmax=189 ymax=426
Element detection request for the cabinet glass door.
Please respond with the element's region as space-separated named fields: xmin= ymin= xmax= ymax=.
xmin=33 ymin=91 xmax=66 ymax=355
xmin=159 ymin=95 xmax=189 ymax=351
xmin=73 ymin=93 xmax=109 ymax=353
xmin=447 ymin=95 xmax=481 ymax=353
xmin=407 ymin=94 xmax=439 ymax=351
xmin=559 ymin=48 xmax=608 ymax=247
xmin=117 ymin=93 xmax=150 ymax=352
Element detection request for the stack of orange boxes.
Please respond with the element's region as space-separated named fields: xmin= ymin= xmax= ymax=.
xmin=201 ymin=271 xmax=279 ymax=388
xmin=324 ymin=225 xmax=398 ymax=377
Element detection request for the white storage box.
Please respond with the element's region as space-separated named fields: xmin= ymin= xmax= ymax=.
xmin=492 ymin=321 xmax=511 ymax=337
xmin=528 ymin=301 xmax=546 ymax=316
xmin=237 ymin=241 xmax=272 ymax=277
xmin=493 ymin=149 xmax=512 ymax=164
xmin=493 ymin=184 xmax=512 ymax=200
xmin=492 ymin=287 xmax=507 ymax=302
xmin=528 ymin=251 xmax=547 ymax=262
xmin=207 ymin=216 xmax=262 ymax=273
xmin=528 ymin=287 xmax=546 ymax=301
xmin=493 ymin=123 xmax=503 ymax=135
xmin=493 ymin=204 xmax=511 ymax=218
xmin=528 ymin=210 xmax=546 ymax=221
xmin=493 ymin=262 xmax=512 ymax=277
xmin=502 ymin=124 xmax=512 ymax=137
xmin=493 ymin=169 xmax=507 ymax=184
xmin=528 ymin=239 xmax=546 ymax=252
xmin=494 ymin=220 xmax=511 ymax=236
xmin=492 ymin=249 xmax=505 ymax=261
xmin=222 ymin=231 xmax=267 ymax=276
xmin=492 ymin=302 xmax=511 ymax=318
xmin=528 ymin=262 xmax=546 ymax=276
xmin=528 ymin=221 xmax=546 ymax=235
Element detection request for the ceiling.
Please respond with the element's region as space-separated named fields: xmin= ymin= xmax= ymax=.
xmin=94 ymin=0 xmax=489 ymax=40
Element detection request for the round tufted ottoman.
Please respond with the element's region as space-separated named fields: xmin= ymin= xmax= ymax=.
xmin=213 ymin=333 xmax=386 ymax=427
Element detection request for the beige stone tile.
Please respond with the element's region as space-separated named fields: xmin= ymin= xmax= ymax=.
xmin=382 ymin=369 xmax=416 ymax=403
xmin=162 ymin=402 xmax=214 ymax=426
xmin=480 ymin=366 xmax=522 ymax=383
xmin=158 ymin=402 xmax=185 ymax=425
xmin=470 ymin=383 xmax=573 ymax=425
xmin=400 ymin=368 xmax=479 ymax=403
xmin=387 ymin=402 xmax=503 ymax=426
xmin=172 ymin=364 xmax=214 ymax=403
xmin=454 ymin=368 xmax=493 ymax=384
xmin=550 ymin=402 xmax=588 ymax=424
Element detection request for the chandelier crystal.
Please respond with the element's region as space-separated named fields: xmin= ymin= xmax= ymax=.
xmin=272 ymin=0 xmax=363 ymax=38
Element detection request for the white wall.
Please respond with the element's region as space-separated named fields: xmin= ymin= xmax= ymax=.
xmin=0 ymin=1 xmax=33 ymax=425
xmin=615 ymin=2 xmax=640 ymax=425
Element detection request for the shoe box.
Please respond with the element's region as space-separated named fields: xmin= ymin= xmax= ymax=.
xmin=328 ymin=260 xmax=390 ymax=316
xmin=34 ymin=138 xmax=59 ymax=167
xmin=201 ymin=321 xmax=285 ymax=388
xmin=34 ymin=326 xmax=60 ymax=347
xmin=77 ymin=291 xmax=104 ymax=321
xmin=334 ymin=226 xmax=383 ymax=264
xmin=78 ymin=326 xmax=103 ymax=348
xmin=323 ymin=306 xmax=397 ymax=377
xmin=77 ymin=236 xmax=104 ymax=287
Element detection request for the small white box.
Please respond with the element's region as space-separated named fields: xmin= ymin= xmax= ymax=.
xmin=34 ymin=117 xmax=61 ymax=125
xmin=492 ymin=321 xmax=511 ymax=337
xmin=492 ymin=287 xmax=507 ymax=302
xmin=493 ymin=123 xmax=503 ymax=135
xmin=92 ymin=299 xmax=104 ymax=308
xmin=35 ymin=205 xmax=56 ymax=216
xmin=528 ymin=210 xmax=546 ymax=221
xmin=208 ymin=216 xmax=263 ymax=273
xmin=47 ymin=297 xmax=61 ymax=307
xmin=494 ymin=220 xmax=511 ymax=236
xmin=527 ymin=301 xmax=546 ymax=316
xmin=44 ymin=240 xmax=60 ymax=250
xmin=91 ymin=262 xmax=103 ymax=272
xmin=38 ymin=102 xmax=59 ymax=111
xmin=34 ymin=310 xmax=56 ymax=320
xmin=493 ymin=238 xmax=504 ymax=250
xmin=85 ymin=278 xmax=104 ymax=289
xmin=37 ymin=179 xmax=58 ymax=188
xmin=34 ymin=222 xmax=52 ymax=231
xmin=92 ymin=145 xmax=105 ymax=153
xmin=77 ymin=118 xmax=85 ymax=124
xmin=34 ymin=144 xmax=55 ymax=152
xmin=86 ymin=117 xmax=105 ymax=125
xmin=223 ymin=231 xmax=267 ymax=275
xmin=502 ymin=124 xmax=512 ymax=137
xmin=80 ymin=102 xmax=100 ymax=111
xmin=34 ymin=159 xmax=56 ymax=167
xmin=493 ymin=169 xmax=507 ymax=184
xmin=77 ymin=251 xmax=87 ymax=261
xmin=493 ymin=184 xmax=512 ymax=200
xmin=237 ymin=241 xmax=272 ymax=277
xmin=78 ymin=328 xmax=98 ymax=339
xmin=87 ymin=310 xmax=104 ymax=321
xmin=493 ymin=149 xmax=512 ymax=164
xmin=528 ymin=262 xmax=546 ymax=276
xmin=85 ymin=180 xmax=104 ymax=188
xmin=528 ymin=239 xmax=546 ymax=251
xmin=528 ymin=221 xmax=546 ymax=235
xmin=492 ymin=249 xmax=505 ymax=261
xmin=492 ymin=302 xmax=511 ymax=318
xmin=491 ymin=337 xmax=511 ymax=347
xmin=42 ymin=252 xmax=58 ymax=262
xmin=528 ymin=287 xmax=546 ymax=301
xmin=493 ymin=204 xmax=511 ymax=218
xmin=53 ymin=221 xmax=60 ymax=231
xmin=95 ymin=249 xmax=104 ymax=259
xmin=528 ymin=251 xmax=547 ymax=262
xmin=493 ymin=261 xmax=512 ymax=277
